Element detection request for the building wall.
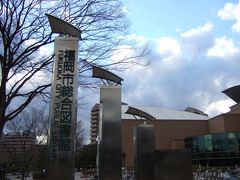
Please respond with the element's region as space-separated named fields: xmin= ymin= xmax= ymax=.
xmin=223 ymin=114 xmax=240 ymax=132
xmin=0 ymin=133 xmax=36 ymax=164
xmin=90 ymin=103 xmax=240 ymax=169
xmin=122 ymin=119 xmax=208 ymax=168
xmin=90 ymin=104 xmax=99 ymax=144
xmin=208 ymin=115 xmax=225 ymax=133
xmin=0 ymin=134 xmax=36 ymax=153
xmin=208 ymin=114 xmax=240 ymax=134
xmin=229 ymin=104 xmax=240 ymax=114
xmin=122 ymin=120 xmax=139 ymax=169
xmin=170 ymin=139 xmax=185 ymax=149
xmin=153 ymin=120 xmax=208 ymax=150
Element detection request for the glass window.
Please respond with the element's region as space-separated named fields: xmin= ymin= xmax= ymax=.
xmin=198 ymin=136 xmax=205 ymax=152
xmin=186 ymin=131 xmax=240 ymax=166
xmin=219 ymin=133 xmax=228 ymax=152
xmin=204 ymin=135 xmax=213 ymax=152
xmin=228 ymin=132 xmax=238 ymax=152
xmin=192 ymin=137 xmax=199 ymax=153
xmin=212 ymin=134 xmax=220 ymax=152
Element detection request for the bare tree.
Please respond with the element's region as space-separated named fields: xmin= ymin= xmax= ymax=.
xmin=0 ymin=106 xmax=48 ymax=179
xmin=5 ymin=106 xmax=48 ymax=139
xmin=0 ymin=0 xmax=148 ymax=135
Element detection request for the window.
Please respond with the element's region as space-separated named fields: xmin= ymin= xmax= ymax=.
xmin=185 ymin=131 xmax=240 ymax=166
xmin=204 ymin=135 xmax=213 ymax=152
xmin=192 ymin=137 xmax=199 ymax=153
xmin=212 ymin=134 xmax=220 ymax=152
xmin=228 ymin=133 xmax=238 ymax=152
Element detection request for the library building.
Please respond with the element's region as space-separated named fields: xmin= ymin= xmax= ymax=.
xmin=90 ymin=85 xmax=240 ymax=168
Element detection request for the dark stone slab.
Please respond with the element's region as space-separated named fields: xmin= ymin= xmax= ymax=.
xmin=154 ymin=149 xmax=193 ymax=180
xmin=133 ymin=124 xmax=155 ymax=180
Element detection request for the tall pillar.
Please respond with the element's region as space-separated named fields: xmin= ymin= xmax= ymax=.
xmin=133 ymin=123 xmax=155 ymax=180
xmin=98 ymin=86 xmax=122 ymax=180
xmin=47 ymin=37 xmax=79 ymax=180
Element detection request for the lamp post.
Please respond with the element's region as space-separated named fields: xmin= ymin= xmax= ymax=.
xmin=45 ymin=14 xmax=81 ymax=180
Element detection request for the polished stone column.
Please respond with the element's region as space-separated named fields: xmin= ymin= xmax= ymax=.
xmin=133 ymin=123 xmax=155 ymax=180
xmin=97 ymin=86 xmax=122 ymax=180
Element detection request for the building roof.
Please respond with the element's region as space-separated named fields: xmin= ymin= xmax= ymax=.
xmin=125 ymin=106 xmax=157 ymax=121
xmin=222 ymin=85 xmax=240 ymax=103
xmin=122 ymin=105 xmax=209 ymax=120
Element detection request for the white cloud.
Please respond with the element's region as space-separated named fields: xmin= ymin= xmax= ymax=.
xmin=78 ymin=2 xmax=240 ymax=142
xmin=127 ymin=33 xmax=147 ymax=43
xmin=207 ymin=36 xmax=239 ymax=58
xmin=218 ymin=2 xmax=240 ymax=32
xmin=112 ymin=34 xmax=149 ymax=68
xmin=180 ymin=23 xmax=214 ymax=56
xmin=217 ymin=3 xmax=236 ymax=20
xmin=155 ymin=37 xmax=181 ymax=57
xmin=120 ymin=22 xmax=240 ymax=118
xmin=24 ymin=39 xmax=53 ymax=57
xmin=111 ymin=45 xmax=135 ymax=63
xmin=181 ymin=23 xmax=213 ymax=38
xmin=206 ymin=99 xmax=235 ymax=116
xmin=25 ymin=39 xmax=38 ymax=46
xmin=232 ymin=20 xmax=240 ymax=32
xmin=39 ymin=44 xmax=54 ymax=57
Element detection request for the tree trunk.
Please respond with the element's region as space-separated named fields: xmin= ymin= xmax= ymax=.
xmin=0 ymin=120 xmax=5 ymax=138
xmin=0 ymin=71 xmax=7 ymax=138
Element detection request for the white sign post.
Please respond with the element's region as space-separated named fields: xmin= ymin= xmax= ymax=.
xmin=47 ymin=36 xmax=79 ymax=180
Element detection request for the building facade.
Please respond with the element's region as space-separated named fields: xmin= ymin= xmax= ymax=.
xmin=0 ymin=131 xmax=36 ymax=153
xmin=185 ymin=131 xmax=240 ymax=166
xmin=90 ymin=104 xmax=99 ymax=144
xmin=90 ymin=85 xmax=240 ymax=168
xmin=0 ymin=131 xmax=37 ymax=164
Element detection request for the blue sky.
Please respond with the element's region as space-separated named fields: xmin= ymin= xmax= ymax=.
xmin=113 ymin=0 xmax=240 ymax=113
xmin=79 ymin=1 xmax=240 ymax=142
xmin=3 ymin=0 xmax=240 ymax=143
xmin=126 ymin=0 xmax=239 ymax=38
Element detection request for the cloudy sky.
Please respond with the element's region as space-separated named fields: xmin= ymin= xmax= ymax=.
xmin=80 ymin=0 xmax=240 ymax=141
